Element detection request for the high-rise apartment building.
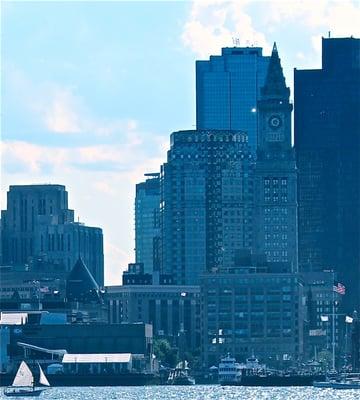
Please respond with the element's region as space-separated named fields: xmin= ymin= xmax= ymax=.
xmin=196 ymin=47 xmax=270 ymax=150
xmin=294 ymin=37 xmax=360 ymax=310
xmin=253 ymin=44 xmax=298 ymax=271
xmin=1 ymin=185 xmax=104 ymax=285
xmin=135 ymin=173 xmax=160 ymax=274
xmin=160 ymin=130 xmax=254 ymax=285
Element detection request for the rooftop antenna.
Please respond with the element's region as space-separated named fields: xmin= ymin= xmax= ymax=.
xmin=232 ymin=37 xmax=240 ymax=47
xmin=328 ymin=31 xmax=331 ymax=38
xmin=77 ymin=217 xmax=81 ymax=259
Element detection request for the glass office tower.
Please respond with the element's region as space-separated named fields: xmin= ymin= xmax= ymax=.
xmin=135 ymin=173 xmax=161 ymax=274
xmin=295 ymin=37 xmax=360 ymax=311
xmin=196 ymin=47 xmax=270 ymax=151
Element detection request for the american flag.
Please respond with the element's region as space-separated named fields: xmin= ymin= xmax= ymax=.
xmin=333 ymin=282 xmax=345 ymax=295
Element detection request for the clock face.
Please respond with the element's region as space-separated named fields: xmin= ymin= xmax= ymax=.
xmin=268 ymin=115 xmax=282 ymax=130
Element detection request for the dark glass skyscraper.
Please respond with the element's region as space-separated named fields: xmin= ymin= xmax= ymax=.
xmin=196 ymin=47 xmax=269 ymax=151
xmin=135 ymin=173 xmax=160 ymax=274
xmin=294 ymin=37 xmax=360 ymax=310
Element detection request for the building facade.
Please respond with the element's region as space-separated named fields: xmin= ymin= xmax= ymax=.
xmin=160 ymin=130 xmax=254 ymax=285
xmin=294 ymin=37 xmax=360 ymax=311
xmin=253 ymin=43 xmax=298 ymax=271
xmin=201 ymin=267 xmax=304 ymax=368
xmin=106 ymin=285 xmax=200 ymax=351
xmin=1 ymin=185 xmax=104 ymax=285
xmin=196 ymin=47 xmax=269 ymax=150
xmin=135 ymin=174 xmax=161 ymax=274
xmin=302 ymin=271 xmax=343 ymax=365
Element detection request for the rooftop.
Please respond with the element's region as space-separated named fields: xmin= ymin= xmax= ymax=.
xmin=62 ymin=353 xmax=132 ymax=363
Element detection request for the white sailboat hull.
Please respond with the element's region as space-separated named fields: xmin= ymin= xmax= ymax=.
xmin=4 ymin=386 xmax=47 ymax=397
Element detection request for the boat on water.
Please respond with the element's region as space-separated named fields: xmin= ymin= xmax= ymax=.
xmin=218 ymin=353 xmax=242 ymax=384
xmin=219 ymin=354 xmax=325 ymax=387
xmin=314 ymin=373 xmax=360 ymax=390
xmin=167 ymin=361 xmax=195 ymax=385
xmin=4 ymin=361 xmax=50 ymax=397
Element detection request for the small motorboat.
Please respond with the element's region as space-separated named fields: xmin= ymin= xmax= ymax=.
xmin=331 ymin=379 xmax=360 ymax=390
xmin=4 ymin=361 xmax=50 ymax=397
xmin=167 ymin=360 xmax=195 ymax=385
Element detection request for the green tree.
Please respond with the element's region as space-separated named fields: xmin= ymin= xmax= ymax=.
xmin=153 ymin=339 xmax=178 ymax=368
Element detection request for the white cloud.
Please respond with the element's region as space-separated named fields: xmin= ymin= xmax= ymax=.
xmin=43 ymin=88 xmax=83 ymax=134
xmin=4 ymin=63 xmax=139 ymax=137
xmin=182 ymin=0 xmax=360 ymax=59
xmin=1 ymin=138 xmax=166 ymax=285
xmin=182 ymin=0 xmax=270 ymax=58
xmin=35 ymin=85 xmax=138 ymax=137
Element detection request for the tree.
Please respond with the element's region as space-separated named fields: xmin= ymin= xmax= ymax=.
xmin=153 ymin=339 xmax=178 ymax=368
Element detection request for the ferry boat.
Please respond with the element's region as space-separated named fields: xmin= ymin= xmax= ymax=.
xmin=218 ymin=354 xmax=242 ymax=384
xmin=219 ymin=354 xmax=325 ymax=387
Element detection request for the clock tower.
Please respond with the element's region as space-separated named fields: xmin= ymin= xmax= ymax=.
xmin=254 ymin=43 xmax=298 ymax=272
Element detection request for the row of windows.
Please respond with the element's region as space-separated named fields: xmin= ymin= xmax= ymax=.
xmin=264 ymin=178 xmax=288 ymax=186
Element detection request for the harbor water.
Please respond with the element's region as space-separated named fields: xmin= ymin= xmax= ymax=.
xmin=1 ymin=386 xmax=359 ymax=400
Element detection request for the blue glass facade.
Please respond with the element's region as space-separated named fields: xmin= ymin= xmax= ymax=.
xmin=295 ymin=37 xmax=360 ymax=311
xmin=196 ymin=47 xmax=269 ymax=151
xmin=135 ymin=174 xmax=160 ymax=274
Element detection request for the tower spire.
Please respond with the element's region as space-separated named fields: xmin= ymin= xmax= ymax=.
xmin=261 ymin=43 xmax=289 ymax=99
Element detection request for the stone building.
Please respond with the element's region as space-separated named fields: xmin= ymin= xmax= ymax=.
xmin=1 ymin=185 xmax=104 ymax=285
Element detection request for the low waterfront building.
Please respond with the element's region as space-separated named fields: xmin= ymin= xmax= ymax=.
xmin=201 ymin=264 xmax=304 ymax=369
xmin=62 ymin=353 xmax=132 ymax=374
xmin=2 ymin=320 xmax=153 ymax=373
xmin=106 ymin=284 xmax=200 ymax=351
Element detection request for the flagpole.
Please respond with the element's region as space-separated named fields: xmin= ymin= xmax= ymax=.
xmin=332 ymin=271 xmax=335 ymax=371
xmin=345 ymin=320 xmax=348 ymax=368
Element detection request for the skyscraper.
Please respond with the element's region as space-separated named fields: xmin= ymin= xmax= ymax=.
xmin=1 ymin=184 xmax=104 ymax=285
xmin=135 ymin=173 xmax=160 ymax=274
xmin=196 ymin=47 xmax=270 ymax=150
xmin=254 ymin=43 xmax=298 ymax=271
xmin=160 ymin=130 xmax=254 ymax=285
xmin=294 ymin=37 xmax=360 ymax=310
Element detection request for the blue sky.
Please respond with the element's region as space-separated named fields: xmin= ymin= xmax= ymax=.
xmin=2 ymin=0 xmax=359 ymax=284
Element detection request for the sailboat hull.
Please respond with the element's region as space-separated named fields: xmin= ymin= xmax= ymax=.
xmin=4 ymin=387 xmax=46 ymax=397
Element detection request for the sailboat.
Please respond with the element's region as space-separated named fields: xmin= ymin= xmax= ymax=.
xmin=4 ymin=361 xmax=50 ymax=397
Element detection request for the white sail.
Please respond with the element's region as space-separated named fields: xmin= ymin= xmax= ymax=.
xmin=12 ymin=361 xmax=34 ymax=387
xmin=39 ymin=364 xmax=50 ymax=386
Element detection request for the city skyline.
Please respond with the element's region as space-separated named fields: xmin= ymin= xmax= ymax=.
xmin=2 ymin=1 xmax=360 ymax=284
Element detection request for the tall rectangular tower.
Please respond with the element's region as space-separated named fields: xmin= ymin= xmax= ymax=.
xmin=135 ymin=173 xmax=160 ymax=274
xmin=196 ymin=47 xmax=269 ymax=151
xmin=295 ymin=37 xmax=360 ymax=310
xmin=1 ymin=184 xmax=104 ymax=285
xmin=254 ymin=44 xmax=298 ymax=271
xmin=160 ymin=130 xmax=254 ymax=285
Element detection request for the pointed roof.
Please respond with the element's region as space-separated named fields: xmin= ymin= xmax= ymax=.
xmin=66 ymin=258 xmax=100 ymax=303
xmin=261 ymin=42 xmax=289 ymax=99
